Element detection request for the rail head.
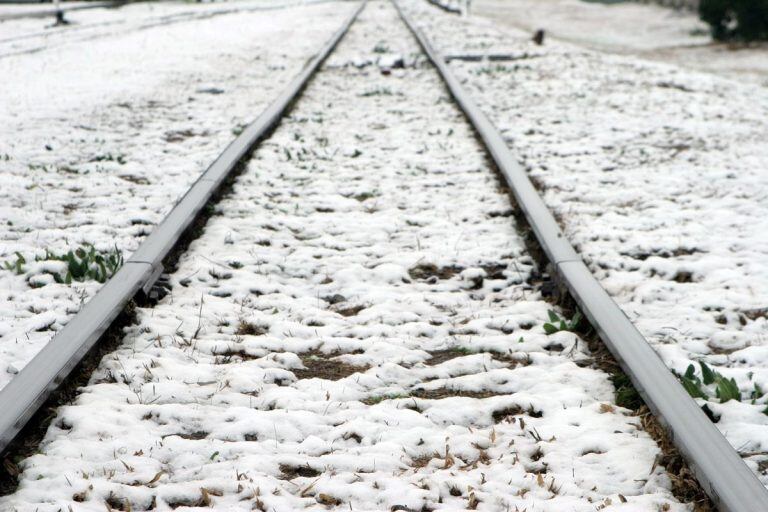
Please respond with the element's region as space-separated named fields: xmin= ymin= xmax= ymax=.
xmin=0 ymin=0 xmax=365 ymax=457
xmin=392 ymin=1 xmax=768 ymax=510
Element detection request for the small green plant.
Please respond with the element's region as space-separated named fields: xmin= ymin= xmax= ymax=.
xmin=359 ymin=87 xmax=395 ymax=97
xmin=610 ymin=372 xmax=643 ymax=410
xmin=472 ymin=64 xmax=512 ymax=76
xmin=3 ymin=252 xmax=26 ymax=274
xmin=28 ymin=163 xmax=52 ymax=172
xmin=543 ymin=310 xmax=582 ymax=335
xmin=231 ymin=124 xmax=246 ymax=136
xmin=363 ymin=393 xmax=408 ymax=405
xmin=677 ymin=361 xmax=741 ymax=403
xmin=5 ymin=245 xmax=123 ymax=284
xmin=42 ymin=244 xmax=123 ymax=284
xmin=91 ymin=153 xmax=126 ymax=165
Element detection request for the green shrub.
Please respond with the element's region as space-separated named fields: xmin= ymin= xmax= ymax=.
xmin=700 ymin=0 xmax=768 ymax=41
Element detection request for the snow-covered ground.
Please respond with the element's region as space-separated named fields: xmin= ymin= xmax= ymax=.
xmin=0 ymin=0 xmax=355 ymax=390
xmin=0 ymin=1 xmax=98 ymax=18
xmin=0 ymin=0 xmax=336 ymax=58
xmin=403 ymin=0 xmax=768 ymax=485
xmin=1 ymin=2 xmax=688 ymax=510
xmin=473 ymin=0 xmax=768 ymax=87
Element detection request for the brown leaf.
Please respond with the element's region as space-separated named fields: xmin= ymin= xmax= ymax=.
xmin=317 ymin=493 xmax=341 ymax=505
xmin=3 ymin=458 xmax=19 ymax=477
xmin=300 ymin=477 xmax=320 ymax=497
xmin=599 ymin=403 xmax=615 ymax=414
xmin=146 ymin=471 xmax=165 ymax=486
xmin=200 ymin=488 xmax=212 ymax=507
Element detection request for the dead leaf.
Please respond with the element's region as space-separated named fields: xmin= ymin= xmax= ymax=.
xmin=317 ymin=493 xmax=341 ymax=505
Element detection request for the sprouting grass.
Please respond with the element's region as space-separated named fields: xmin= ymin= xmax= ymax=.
xmin=90 ymin=153 xmax=126 ymax=165
xmin=472 ymin=64 xmax=513 ymax=76
xmin=542 ymin=310 xmax=582 ymax=335
xmin=373 ymin=42 xmax=390 ymax=54
xmin=362 ymin=393 xmax=408 ymax=405
xmin=610 ymin=372 xmax=643 ymax=410
xmin=28 ymin=163 xmax=52 ymax=172
xmin=359 ymin=87 xmax=396 ymax=97
xmin=42 ymin=245 xmax=123 ymax=284
xmin=3 ymin=252 xmax=25 ymax=275
xmin=3 ymin=244 xmax=123 ymax=284
xmin=231 ymin=123 xmax=247 ymax=136
xmin=676 ymin=361 xmax=745 ymax=404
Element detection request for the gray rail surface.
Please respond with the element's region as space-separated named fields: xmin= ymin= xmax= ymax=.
xmin=392 ymin=1 xmax=768 ymax=511
xmin=0 ymin=0 xmax=364 ymax=455
xmin=425 ymin=0 xmax=459 ymax=14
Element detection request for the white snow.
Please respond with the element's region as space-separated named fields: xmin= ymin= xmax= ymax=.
xmin=403 ymin=0 xmax=768 ymax=486
xmin=473 ymin=0 xmax=768 ymax=87
xmin=1 ymin=2 xmax=686 ymax=510
xmin=0 ymin=1 xmax=96 ymax=18
xmin=0 ymin=0 xmax=355 ymax=390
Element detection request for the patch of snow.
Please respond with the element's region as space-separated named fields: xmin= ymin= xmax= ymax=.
xmin=472 ymin=0 xmax=768 ymax=86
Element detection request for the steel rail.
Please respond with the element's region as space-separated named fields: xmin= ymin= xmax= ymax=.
xmin=424 ymin=0 xmax=460 ymax=14
xmin=0 ymin=0 xmax=365 ymax=455
xmin=392 ymin=1 xmax=768 ymax=510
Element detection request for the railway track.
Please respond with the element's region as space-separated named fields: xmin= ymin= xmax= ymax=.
xmin=0 ymin=1 xmax=766 ymax=510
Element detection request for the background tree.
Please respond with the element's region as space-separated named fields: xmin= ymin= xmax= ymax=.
xmin=699 ymin=0 xmax=768 ymax=41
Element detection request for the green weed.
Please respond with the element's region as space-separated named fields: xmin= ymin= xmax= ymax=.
xmin=610 ymin=372 xmax=643 ymax=410
xmin=362 ymin=393 xmax=408 ymax=405
xmin=3 ymin=252 xmax=26 ymax=275
xmin=5 ymin=245 xmax=123 ymax=284
xmin=543 ymin=310 xmax=582 ymax=335
xmin=43 ymin=245 xmax=123 ymax=284
xmin=359 ymin=87 xmax=395 ymax=97
xmin=472 ymin=64 xmax=512 ymax=76
xmin=676 ymin=361 xmax=743 ymax=403
xmin=91 ymin=153 xmax=126 ymax=165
